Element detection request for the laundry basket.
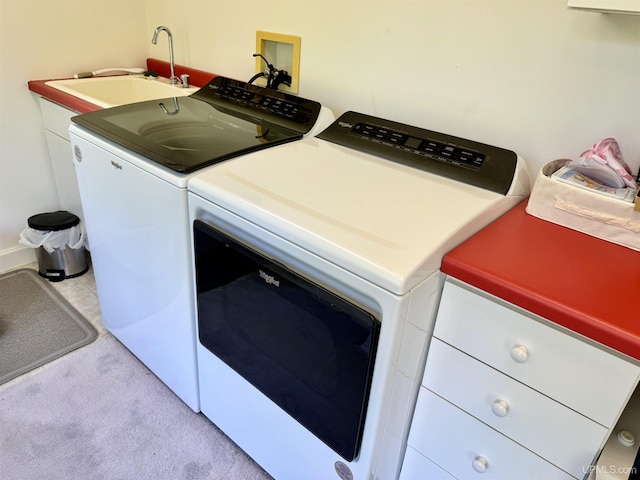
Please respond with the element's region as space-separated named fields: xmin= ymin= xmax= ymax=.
xmin=20 ymin=211 xmax=88 ymax=282
xmin=526 ymin=159 xmax=640 ymax=252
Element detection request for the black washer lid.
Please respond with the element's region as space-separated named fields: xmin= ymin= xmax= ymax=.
xmin=28 ymin=211 xmax=80 ymax=231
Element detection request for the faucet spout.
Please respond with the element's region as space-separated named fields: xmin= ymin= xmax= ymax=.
xmin=152 ymin=26 xmax=177 ymax=85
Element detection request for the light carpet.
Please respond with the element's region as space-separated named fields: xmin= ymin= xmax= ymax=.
xmin=0 ymin=335 xmax=273 ymax=480
xmin=0 ymin=268 xmax=98 ymax=385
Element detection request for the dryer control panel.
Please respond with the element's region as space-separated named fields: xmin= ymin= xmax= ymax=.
xmin=317 ymin=111 xmax=518 ymax=195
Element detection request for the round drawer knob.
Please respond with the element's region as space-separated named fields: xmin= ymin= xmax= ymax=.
xmin=510 ymin=344 xmax=529 ymax=363
xmin=472 ymin=456 xmax=489 ymax=473
xmin=491 ymin=399 xmax=509 ymax=417
xmin=618 ymin=430 xmax=636 ymax=447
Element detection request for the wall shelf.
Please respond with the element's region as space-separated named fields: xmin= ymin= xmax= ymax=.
xmin=568 ymin=0 xmax=640 ymax=14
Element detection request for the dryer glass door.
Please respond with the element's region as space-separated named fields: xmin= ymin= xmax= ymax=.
xmin=193 ymin=220 xmax=380 ymax=461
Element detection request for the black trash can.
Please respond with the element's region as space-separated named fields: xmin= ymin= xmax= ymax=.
xmin=26 ymin=211 xmax=88 ymax=282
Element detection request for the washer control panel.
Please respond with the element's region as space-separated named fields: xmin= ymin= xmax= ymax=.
xmin=192 ymin=76 xmax=320 ymax=133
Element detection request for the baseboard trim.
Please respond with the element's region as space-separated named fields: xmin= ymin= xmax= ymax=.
xmin=0 ymin=245 xmax=36 ymax=274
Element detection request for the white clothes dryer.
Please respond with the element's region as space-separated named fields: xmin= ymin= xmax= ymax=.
xmin=188 ymin=111 xmax=530 ymax=478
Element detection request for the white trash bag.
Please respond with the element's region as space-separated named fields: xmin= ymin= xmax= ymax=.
xmin=19 ymin=223 xmax=87 ymax=253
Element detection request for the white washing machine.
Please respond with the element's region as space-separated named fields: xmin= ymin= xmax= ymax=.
xmin=188 ymin=111 xmax=530 ymax=478
xmin=69 ymin=76 xmax=333 ymax=412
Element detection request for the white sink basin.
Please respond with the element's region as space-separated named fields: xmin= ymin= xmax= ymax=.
xmin=45 ymin=75 xmax=199 ymax=108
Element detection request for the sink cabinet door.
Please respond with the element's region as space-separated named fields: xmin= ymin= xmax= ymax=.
xmin=38 ymin=97 xmax=85 ymax=222
xmin=44 ymin=130 xmax=84 ymax=222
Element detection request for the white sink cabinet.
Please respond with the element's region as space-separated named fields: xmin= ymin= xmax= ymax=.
xmin=38 ymin=97 xmax=85 ymax=224
xmin=401 ymin=279 xmax=640 ymax=480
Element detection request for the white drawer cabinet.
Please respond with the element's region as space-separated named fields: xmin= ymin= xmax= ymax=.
xmin=433 ymin=281 xmax=639 ymax=427
xmin=408 ymin=389 xmax=576 ymax=480
xmin=402 ymin=279 xmax=640 ymax=480
xmin=424 ymin=338 xmax=607 ymax=477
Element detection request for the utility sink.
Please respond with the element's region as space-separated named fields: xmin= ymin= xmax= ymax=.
xmin=45 ymin=75 xmax=199 ymax=108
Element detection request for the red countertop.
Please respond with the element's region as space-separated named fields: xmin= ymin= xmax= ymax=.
xmin=28 ymin=58 xmax=216 ymax=113
xmin=28 ymin=79 xmax=101 ymax=114
xmin=443 ymin=201 xmax=640 ymax=361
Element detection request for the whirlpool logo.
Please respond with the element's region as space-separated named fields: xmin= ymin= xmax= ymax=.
xmin=259 ymin=270 xmax=280 ymax=287
xmin=73 ymin=145 xmax=82 ymax=162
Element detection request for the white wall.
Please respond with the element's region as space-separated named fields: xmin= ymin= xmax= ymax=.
xmin=0 ymin=0 xmax=147 ymax=270
xmin=1 ymin=0 xmax=639 ymax=271
xmin=145 ymin=0 xmax=639 ymax=172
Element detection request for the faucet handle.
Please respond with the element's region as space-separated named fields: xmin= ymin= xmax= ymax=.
xmin=180 ymin=73 xmax=190 ymax=88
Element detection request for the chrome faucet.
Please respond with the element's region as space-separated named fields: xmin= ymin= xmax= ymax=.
xmin=152 ymin=26 xmax=178 ymax=85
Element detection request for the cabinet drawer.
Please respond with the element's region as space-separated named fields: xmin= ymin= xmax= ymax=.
xmin=423 ymin=338 xmax=606 ymax=478
xmin=39 ymin=97 xmax=76 ymax=140
xmin=400 ymin=446 xmax=456 ymax=480
xmin=434 ymin=280 xmax=639 ymax=426
xmin=407 ymin=388 xmax=576 ymax=480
